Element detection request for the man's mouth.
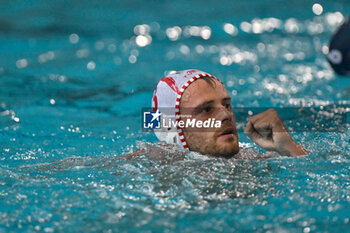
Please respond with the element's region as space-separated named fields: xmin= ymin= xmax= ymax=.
xmin=218 ymin=127 xmax=235 ymax=138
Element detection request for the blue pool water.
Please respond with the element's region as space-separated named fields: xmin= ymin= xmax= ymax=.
xmin=1 ymin=0 xmax=350 ymax=232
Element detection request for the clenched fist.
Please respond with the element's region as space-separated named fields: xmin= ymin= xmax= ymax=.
xmin=244 ymin=109 xmax=308 ymax=157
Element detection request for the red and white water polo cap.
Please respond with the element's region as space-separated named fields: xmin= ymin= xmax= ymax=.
xmin=152 ymin=69 xmax=217 ymax=149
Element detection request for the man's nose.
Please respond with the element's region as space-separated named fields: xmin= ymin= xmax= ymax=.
xmin=215 ymin=105 xmax=234 ymax=122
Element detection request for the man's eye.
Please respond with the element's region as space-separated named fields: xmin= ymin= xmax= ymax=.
xmin=203 ymin=107 xmax=211 ymax=112
xmin=225 ymin=103 xmax=232 ymax=110
xmin=202 ymin=107 xmax=212 ymax=113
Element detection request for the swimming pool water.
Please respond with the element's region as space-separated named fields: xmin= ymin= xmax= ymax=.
xmin=1 ymin=0 xmax=350 ymax=232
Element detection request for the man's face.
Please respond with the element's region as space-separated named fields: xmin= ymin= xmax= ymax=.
xmin=180 ymin=78 xmax=239 ymax=158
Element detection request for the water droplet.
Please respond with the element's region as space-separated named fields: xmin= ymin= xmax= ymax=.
xmin=69 ymin=33 xmax=79 ymax=44
xmin=16 ymin=59 xmax=28 ymax=69
xmin=87 ymin=61 xmax=96 ymax=70
xmin=312 ymin=3 xmax=323 ymax=15
xmin=166 ymin=26 xmax=182 ymax=41
xmin=128 ymin=55 xmax=137 ymax=64
xmin=223 ymin=23 xmax=238 ymax=36
xmin=136 ymin=35 xmax=152 ymax=47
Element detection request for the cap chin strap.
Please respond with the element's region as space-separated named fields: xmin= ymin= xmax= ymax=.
xmin=154 ymin=130 xmax=180 ymax=145
xmin=153 ymin=113 xmax=183 ymax=147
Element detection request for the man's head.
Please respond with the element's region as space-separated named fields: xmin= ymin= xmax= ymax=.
xmin=179 ymin=77 xmax=239 ymax=157
xmin=152 ymin=70 xmax=239 ymax=158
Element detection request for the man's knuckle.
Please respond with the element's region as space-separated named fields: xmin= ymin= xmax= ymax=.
xmin=268 ymin=108 xmax=277 ymax=114
xmin=249 ymin=117 xmax=257 ymax=123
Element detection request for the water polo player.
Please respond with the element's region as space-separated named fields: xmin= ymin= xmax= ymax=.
xmin=151 ymin=69 xmax=308 ymax=158
xmin=327 ymin=17 xmax=350 ymax=76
